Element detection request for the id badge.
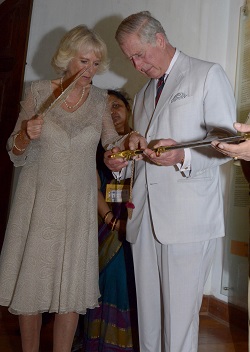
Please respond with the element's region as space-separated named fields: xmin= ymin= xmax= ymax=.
xmin=105 ymin=183 xmax=130 ymax=203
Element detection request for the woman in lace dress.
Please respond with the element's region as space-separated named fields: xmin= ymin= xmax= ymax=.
xmin=0 ymin=25 xmax=144 ymax=352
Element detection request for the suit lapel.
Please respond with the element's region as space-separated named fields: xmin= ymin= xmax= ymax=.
xmin=143 ymin=79 xmax=155 ymax=121
xmin=145 ymin=53 xmax=187 ymax=136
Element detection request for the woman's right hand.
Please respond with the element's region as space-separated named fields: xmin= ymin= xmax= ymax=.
xmin=104 ymin=148 xmax=128 ymax=172
xmin=26 ymin=115 xmax=44 ymax=140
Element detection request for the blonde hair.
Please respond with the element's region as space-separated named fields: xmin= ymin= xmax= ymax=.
xmin=51 ymin=25 xmax=109 ymax=74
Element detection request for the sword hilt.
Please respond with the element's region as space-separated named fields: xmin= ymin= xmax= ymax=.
xmin=108 ymin=133 xmax=250 ymax=160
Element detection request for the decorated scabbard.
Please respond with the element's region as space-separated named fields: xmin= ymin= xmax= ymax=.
xmin=109 ymin=133 xmax=250 ymax=160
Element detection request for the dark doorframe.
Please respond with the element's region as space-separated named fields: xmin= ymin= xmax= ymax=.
xmin=0 ymin=0 xmax=34 ymax=249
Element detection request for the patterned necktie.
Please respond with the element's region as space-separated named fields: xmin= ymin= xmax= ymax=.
xmin=155 ymin=74 xmax=165 ymax=106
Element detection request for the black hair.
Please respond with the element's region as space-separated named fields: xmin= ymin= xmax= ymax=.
xmin=107 ymin=89 xmax=131 ymax=112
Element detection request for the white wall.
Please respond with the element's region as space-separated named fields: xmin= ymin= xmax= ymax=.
xmin=23 ymin=0 xmax=246 ymax=302
xmin=25 ymin=0 xmax=243 ymax=97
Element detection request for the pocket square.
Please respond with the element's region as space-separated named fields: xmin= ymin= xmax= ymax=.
xmin=170 ymin=92 xmax=187 ymax=103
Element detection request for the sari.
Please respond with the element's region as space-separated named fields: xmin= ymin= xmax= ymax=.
xmin=73 ymin=143 xmax=139 ymax=352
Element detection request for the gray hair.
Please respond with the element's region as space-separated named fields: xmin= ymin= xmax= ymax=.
xmin=51 ymin=25 xmax=109 ymax=74
xmin=115 ymin=11 xmax=168 ymax=45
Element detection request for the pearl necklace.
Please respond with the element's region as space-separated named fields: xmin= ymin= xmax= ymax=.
xmin=60 ymin=77 xmax=85 ymax=109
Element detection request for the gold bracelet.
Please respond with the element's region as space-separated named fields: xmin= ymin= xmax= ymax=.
xmin=111 ymin=218 xmax=118 ymax=231
xmin=128 ymin=130 xmax=140 ymax=137
xmin=103 ymin=210 xmax=112 ymax=224
xmin=13 ymin=133 xmax=26 ymax=152
xmin=13 ymin=130 xmax=30 ymax=152
xmin=108 ymin=216 xmax=115 ymax=230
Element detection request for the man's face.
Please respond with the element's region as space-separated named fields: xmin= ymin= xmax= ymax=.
xmin=120 ymin=33 xmax=165 ymax=79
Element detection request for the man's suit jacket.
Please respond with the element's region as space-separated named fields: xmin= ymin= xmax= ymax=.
xmin=126 ymin=52 xmax=236 ymax=244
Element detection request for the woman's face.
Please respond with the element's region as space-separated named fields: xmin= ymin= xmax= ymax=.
xmin=108 ymin=94 xmax=130 ymax=135
xmin=66 ymin=49 xmax=101 ymax=86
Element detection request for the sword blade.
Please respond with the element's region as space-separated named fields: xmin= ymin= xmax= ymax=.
xmin=152 ymin=134 xmax=246 ymax=152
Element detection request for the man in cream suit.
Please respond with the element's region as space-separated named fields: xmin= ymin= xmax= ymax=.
xmin=105 ymin=11 xmax=236 ymax=352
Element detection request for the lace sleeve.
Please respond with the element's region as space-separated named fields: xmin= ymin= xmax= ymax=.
xmin=7 ymin=84 xmax=36 ymax=166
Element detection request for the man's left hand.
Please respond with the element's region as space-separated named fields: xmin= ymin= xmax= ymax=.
xmin=144 ymin=138 xmax=184 ymax=166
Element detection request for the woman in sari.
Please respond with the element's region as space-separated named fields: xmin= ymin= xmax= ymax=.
xmin=73 ymin=90 xmax=139 ymax=352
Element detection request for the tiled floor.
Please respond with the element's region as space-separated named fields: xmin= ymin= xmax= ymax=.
xmin=0 ymin=307 xmax=248 ymax=351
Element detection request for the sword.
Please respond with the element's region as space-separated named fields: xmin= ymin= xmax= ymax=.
xmin=109 ymin=133 xmax=250 ymax=160
xmin=40 ymin=66 xmax=90 ymax=117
